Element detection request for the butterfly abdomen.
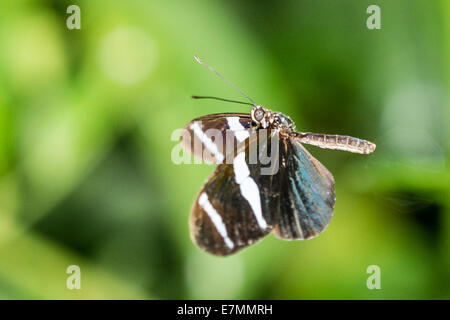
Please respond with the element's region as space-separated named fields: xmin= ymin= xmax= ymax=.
xmin=296 ymin=133 xmax=376 ymax=154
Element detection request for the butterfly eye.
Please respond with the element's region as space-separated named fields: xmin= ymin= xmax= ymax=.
xmin=252 ymin=106 xmax=265 ymax=122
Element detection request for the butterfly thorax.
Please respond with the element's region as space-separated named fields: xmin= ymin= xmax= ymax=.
xmin=251 ymin=105 xmax=296 ymax=135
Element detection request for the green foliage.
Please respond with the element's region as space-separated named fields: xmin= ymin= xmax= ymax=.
xmin=0 ymin=0 xmax=448 ymax=299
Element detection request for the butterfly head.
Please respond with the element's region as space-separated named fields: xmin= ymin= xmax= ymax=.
xmin=251 ymin=105 xmax=295 ymax=133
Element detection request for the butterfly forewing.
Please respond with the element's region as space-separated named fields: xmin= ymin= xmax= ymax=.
xmin=273 ymin=137 xmax=335 ymax=240
xmin=181 ymin=113 xmax=252 ymax=164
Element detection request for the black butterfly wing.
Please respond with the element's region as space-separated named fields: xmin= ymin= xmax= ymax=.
xmin=273 ymin=136 xmax=336 ymax=240
xmin=181 ymin=113 xmax=252 ymax=164
xmin=190 ymin=130 xmax=279 ymax=255
xmin=190 ymin=129 xmax=336 ymax=254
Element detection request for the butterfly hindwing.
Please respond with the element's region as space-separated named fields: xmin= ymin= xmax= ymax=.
xmin=273 ymin=137 xmax=336 ymax=240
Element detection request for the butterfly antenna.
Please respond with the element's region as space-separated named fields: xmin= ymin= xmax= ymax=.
xmin=194 ymin=56 xmax=256 ymax=105
xmin=191 ymin=95 xmax=254 ymax=106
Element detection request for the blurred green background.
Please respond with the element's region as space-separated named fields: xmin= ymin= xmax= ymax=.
xmin=0 ymin=0 xmax=448 ymax=299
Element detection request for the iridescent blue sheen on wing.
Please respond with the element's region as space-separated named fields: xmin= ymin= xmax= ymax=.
xmin=273 ymin=137 xmax=335 ymax=240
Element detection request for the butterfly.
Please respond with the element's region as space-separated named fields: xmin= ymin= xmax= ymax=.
xmin=181 ymin=56 xmax=376 ymax=256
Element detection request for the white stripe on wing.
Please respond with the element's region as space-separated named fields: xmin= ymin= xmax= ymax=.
xmin=226 ymin=117 xmax=250 ymax=143
xmin=190 ymin=122 xmax=224 ymax=163
xmin=198 ymin=192 xmax=234 ymax=249
xmin=233 ymin=152 xmax=267 ymax=230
